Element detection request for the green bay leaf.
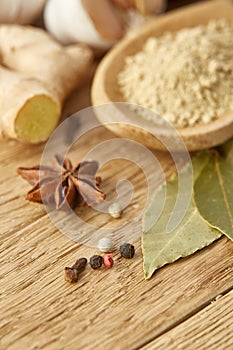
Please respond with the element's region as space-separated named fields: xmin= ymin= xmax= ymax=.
xmin=142 ymin=153 xmax=221 ymax=279
xmin=194 ymin=139 xmax=233 ymax=241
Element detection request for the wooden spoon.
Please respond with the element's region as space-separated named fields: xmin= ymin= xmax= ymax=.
xmin=92 ymin=0 xmax=233 ymax=151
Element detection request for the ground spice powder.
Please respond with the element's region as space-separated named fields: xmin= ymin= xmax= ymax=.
xmin=118 ymin=19 xmax=233 ymax=127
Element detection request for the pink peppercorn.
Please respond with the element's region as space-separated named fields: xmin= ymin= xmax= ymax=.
xmin=103 ymin=254 xmax=114 ymax=268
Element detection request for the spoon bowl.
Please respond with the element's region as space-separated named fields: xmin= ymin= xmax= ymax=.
xmin=92 ymin=0 xmax=233 ymax=151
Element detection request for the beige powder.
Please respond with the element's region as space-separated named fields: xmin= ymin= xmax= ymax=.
xmin=118 ymin=19 xmax=233 ymax=127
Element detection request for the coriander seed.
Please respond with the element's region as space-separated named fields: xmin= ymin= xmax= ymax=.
xmin=90 ymin=255 xmax=103 ymax=269
xmin=120 ymin=243 xmax=135 ymax=259
xmin=108 ymin=203 xmax=122 ymax=219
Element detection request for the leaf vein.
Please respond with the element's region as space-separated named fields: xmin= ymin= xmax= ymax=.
xmin=149 ymin=206 xmax=197 ymax=267
xmin=214 ymin=156 xmax=233 ymax=228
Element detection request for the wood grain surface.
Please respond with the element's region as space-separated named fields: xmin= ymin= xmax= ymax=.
xmin=142 ymin=291 xmax=233 ymax=350
xmin=0 ymin=78 xmax=233 ymax=350
xmin=1 ymin=2 xmax=233 ymax=349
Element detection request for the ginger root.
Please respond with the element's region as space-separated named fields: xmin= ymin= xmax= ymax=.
xmin=0 ymin=25 xmax=92 ymax=143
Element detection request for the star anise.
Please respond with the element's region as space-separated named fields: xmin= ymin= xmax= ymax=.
xmin=17 ymin=154 xmax=105 ymax=211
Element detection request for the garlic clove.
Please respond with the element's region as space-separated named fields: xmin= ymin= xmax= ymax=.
xmin=0 ymin=0 xmax=45 ymax=24
xmin=44 ymin=0 xmax=69 ymax=45
xmin=81 ymin=0 xmax=124 ymax=41
xmin=44 ymin=0 xmax=117 ymax=49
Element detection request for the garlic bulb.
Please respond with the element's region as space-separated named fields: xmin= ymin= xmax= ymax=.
xmin=0 ymin=0 xmax=45 ymax=24
xmin=44 ymin=0 xmax=123 ymax=50
xmin=44 ymin=0 xmax=167 ymax=50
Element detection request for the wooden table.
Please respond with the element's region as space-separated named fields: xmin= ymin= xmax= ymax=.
xmin=1 ymin=2 xmax=233 ymax=349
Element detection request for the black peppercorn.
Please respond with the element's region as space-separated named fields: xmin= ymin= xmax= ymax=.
xmin=90 ymin=255 xmax=103 ymax=269
xmin=120 ymin=243 xmax=135 ymax=259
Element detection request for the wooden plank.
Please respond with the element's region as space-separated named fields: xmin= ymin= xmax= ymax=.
xmin=1 ymin=3 xmax=233 ymax=347
xmin=0 ymin=128 xmax=233 ymax=349
xmin=142 ymin=290 xmax=233 ymax=350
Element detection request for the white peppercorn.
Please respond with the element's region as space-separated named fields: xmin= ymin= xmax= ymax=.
xmin=97 ymin=237 xmax=114 ymax=253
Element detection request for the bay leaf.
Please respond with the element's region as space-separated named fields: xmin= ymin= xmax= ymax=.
xmin=194 ymin=138 xmax=233 ymax=241
xmin=142 ymin=153 xmax=221 ymax=279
